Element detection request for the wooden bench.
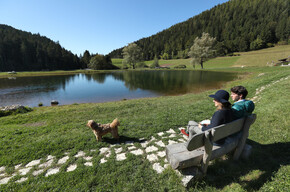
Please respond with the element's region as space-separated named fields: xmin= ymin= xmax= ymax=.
xmin=166 ymin=114 xmax=256 ymax=175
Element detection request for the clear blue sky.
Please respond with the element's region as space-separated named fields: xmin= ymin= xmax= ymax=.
xmin=0 ymin=0 xmax=229 ymax=56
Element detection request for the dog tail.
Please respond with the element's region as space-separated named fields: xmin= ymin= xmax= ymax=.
xmin=110 ymin=118 xmax=120 ymax=128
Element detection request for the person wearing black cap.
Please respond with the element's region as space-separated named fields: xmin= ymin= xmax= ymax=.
xmin=181 ymin=90 xmax=233 ymax=144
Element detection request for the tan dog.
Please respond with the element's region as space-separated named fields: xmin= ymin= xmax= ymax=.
xmin=86 ymin=118 xmax=120 ymax=142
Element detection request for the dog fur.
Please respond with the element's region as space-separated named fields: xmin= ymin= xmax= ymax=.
xmin=86 ymin=118 xmax=120 ymax=142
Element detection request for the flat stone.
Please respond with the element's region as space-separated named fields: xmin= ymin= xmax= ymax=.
xmin=150 ymin=136 xmax=156 ymax=142
xmin=90 ymin=149 xmax=97 ymax=152
xmin=67 ymin=164 xmax=77 ymax=172
xmin=157 ymin=151 xmax=166 ymax=157
xmin=15 ymin=177 xmax=28 ymax=183
xmin=99 ymin=147 xmax=110 ymax=154
xmin=47 ymin=155 xmax=55 ymax=160
xmin=145 ymin=146 xmax=158 ymax=153
xmin=182 ymin=135 xmax=188 ymax=140
xmin=83 ymin=156 xmax=93 ymax=161
xmin=166 ymin=129 xmax=176 ymax=134
xmin=0 ymin=173 xmax=6 ymax=177
xmin=116 ymin=153 xmax=126 ymax=161
xmin=74 ymin=151 xmax=85 ymax=158
xmin=45 ymin=168 xmax=60 ymax=177
xmin=128 ymin=146 xmax=136 ymax=150
xmin=155 ymin=140 xmax=165 ymax=147
xmin=168 ymin=140 xmax=178 ymax=145
xmin=152 ymin=163 xmax=164 ymax=174
xmin=25 ymin=159 xmax=41 ymax=167
xmin=178 ymin=138 xmax=187 ymax=142
xmin=125 ymin=141 xmax=134 ymax=145
xmin=100 ymin=158 xmax=107 ymax=164
xmin=0 ymin=176 xmax=13 ymax=185
xmin=157 ymin=132 xmax=164 ymax=136
xmin=39 ymin=159 xmax=54 ymax=168
xmin=164 ymin=164 xmax=170 ymax=169
xmin=33 ymin=169 xmax=44 ymax=176
xmin=84 ymin=162 xmax=93 ymax=166
xmin=177 ymin=166 xmax=201 ymax=187
xmin=169 ymin=134 xmax=177 ymax=138
xmin=110 ymin=143 xmax=120 ymax=147
xmin=14 ymin=164 xmax=22 ymax=170
xmin=105 ymin=151 xmax=111 ymax=158
xmin=130 ymin=149 xmax=143 ymax=155
xmin=57 ymin=156 xmax=69 ymax=164
xmin=141 ymin=141 xmax=149 ymax=148
xmin=0 ymin=166 xmax=5 ymax=172
xmin=147 ymin=154 xmax=158 ymax=162
xmin=19 ymin=167 xmax=32 ymax=175
xmin=115 ymin=148 xmax=123 ymax=154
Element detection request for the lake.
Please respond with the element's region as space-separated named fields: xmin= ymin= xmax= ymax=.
xmin=0 ymin=70 xmax=237 ymax=107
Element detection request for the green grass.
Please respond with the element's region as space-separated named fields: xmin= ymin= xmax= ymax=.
xmin=1 ymin=46 xmax=290 ymax=191
xmin=234 ymin=45 xmax=290 ymax=67
xmin=112 ymin=45 xmax=290 ymax=70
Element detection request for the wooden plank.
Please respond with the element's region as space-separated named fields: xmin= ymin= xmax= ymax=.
xmin=211 ymin=118 xmax=245 ymax=142
xmin=233 ymin=114 xmax=256 ymax=160
xmin=186 ymin=132 xmax=205 ymax=151
xmin=169 ymin=148 xmax=204 ymax=169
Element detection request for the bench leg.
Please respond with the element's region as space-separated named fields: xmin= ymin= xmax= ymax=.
xmin=201 ymin=131 xmax=213 ymax=174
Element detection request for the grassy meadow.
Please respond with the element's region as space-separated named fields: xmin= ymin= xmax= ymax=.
xmin=0 ymin=45 xmax=289 ymax=191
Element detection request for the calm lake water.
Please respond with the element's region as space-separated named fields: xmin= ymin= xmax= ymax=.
xmin=0 ymin=70 xmax=237 ymax=107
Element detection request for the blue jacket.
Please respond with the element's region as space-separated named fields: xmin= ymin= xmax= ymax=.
xmin=232 ymin=100 xmax=255 ymax=120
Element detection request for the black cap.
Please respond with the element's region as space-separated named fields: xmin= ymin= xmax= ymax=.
xmin=209 ymin=90 xmax=230 ymax=103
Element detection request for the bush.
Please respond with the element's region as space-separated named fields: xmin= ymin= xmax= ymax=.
xmin=174 ymin=65 xmax=186 ymax=69
xmin=136 ymin=62 xmax=148 ymax=68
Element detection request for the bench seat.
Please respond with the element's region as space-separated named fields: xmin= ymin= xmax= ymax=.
xmin=166 ymin=114 xmax=256 ymax=173
xmin=166 ymin=133 xmax=241 ymax=169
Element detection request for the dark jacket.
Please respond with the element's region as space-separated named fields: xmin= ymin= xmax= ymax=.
xmin=202 ymin=108 xmax=233 ymax=144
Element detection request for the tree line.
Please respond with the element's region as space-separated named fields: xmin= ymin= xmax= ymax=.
xmin=0 ymin=25 xmax=84 ymax=71
xmin=109 ymin=0 xmax=289 ymax=60
xmin=0 ymin=25 xmax=116 ymax=72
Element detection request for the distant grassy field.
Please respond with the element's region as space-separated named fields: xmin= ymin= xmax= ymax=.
xmin=112 ymin=45 xmax=290 ymax=70
xmin=234 ymin=45 xmax=290 ymax=67
xmin=0 ymin=46 xmax=290 ymax=191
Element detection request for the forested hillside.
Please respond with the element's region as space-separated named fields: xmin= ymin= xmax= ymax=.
xmin=109 ymin=0 xmax=289 ymax=60
xmin=0 ymin=25 xmax=83 ymax=72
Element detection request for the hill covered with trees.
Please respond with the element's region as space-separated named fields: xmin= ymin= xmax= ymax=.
xmin=0 ymin=24 xmax=83 ymax=72
xmin=109 ymin=0 xmax=289 ymax=60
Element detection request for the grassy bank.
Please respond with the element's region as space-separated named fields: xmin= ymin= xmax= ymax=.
xmin=0 ymin=47 xmax=290 ymax=191
xmin=112 ymin=45 xmax=290 ymax=70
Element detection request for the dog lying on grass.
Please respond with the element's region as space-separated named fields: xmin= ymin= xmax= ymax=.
xmin=86 ymin=118 xmax=120 ymax=142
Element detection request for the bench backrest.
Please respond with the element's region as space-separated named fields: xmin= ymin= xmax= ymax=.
xmin=211 ymin=117 xmax=245 ymax=142
xmin=186 ymin=114 xmax=256 ymax=151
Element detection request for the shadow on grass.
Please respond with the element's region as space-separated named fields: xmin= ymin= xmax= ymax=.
xmin=102 ymin=135 xmax=143 ymax=145
xmin=191 ymin=140 xmax=290 ymax=191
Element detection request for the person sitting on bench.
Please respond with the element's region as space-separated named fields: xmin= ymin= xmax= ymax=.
xmin=230 ymin=86 xmax=255 ymax=120
xmin=181 ymin=90 xmax=233 ymax=144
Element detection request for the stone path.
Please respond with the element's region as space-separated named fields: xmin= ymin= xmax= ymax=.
xmin=0 ymin=127 xmax=188 ymax=185
xmin=250 ymin=75 xmax=289 ymax=103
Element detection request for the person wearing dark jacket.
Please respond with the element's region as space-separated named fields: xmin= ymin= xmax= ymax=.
xmin=181 ymin=90 xmax=233 ymax=145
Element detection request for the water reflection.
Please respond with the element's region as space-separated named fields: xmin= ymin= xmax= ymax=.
xmin=0 ymin=71 xmax=236 ymax=107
